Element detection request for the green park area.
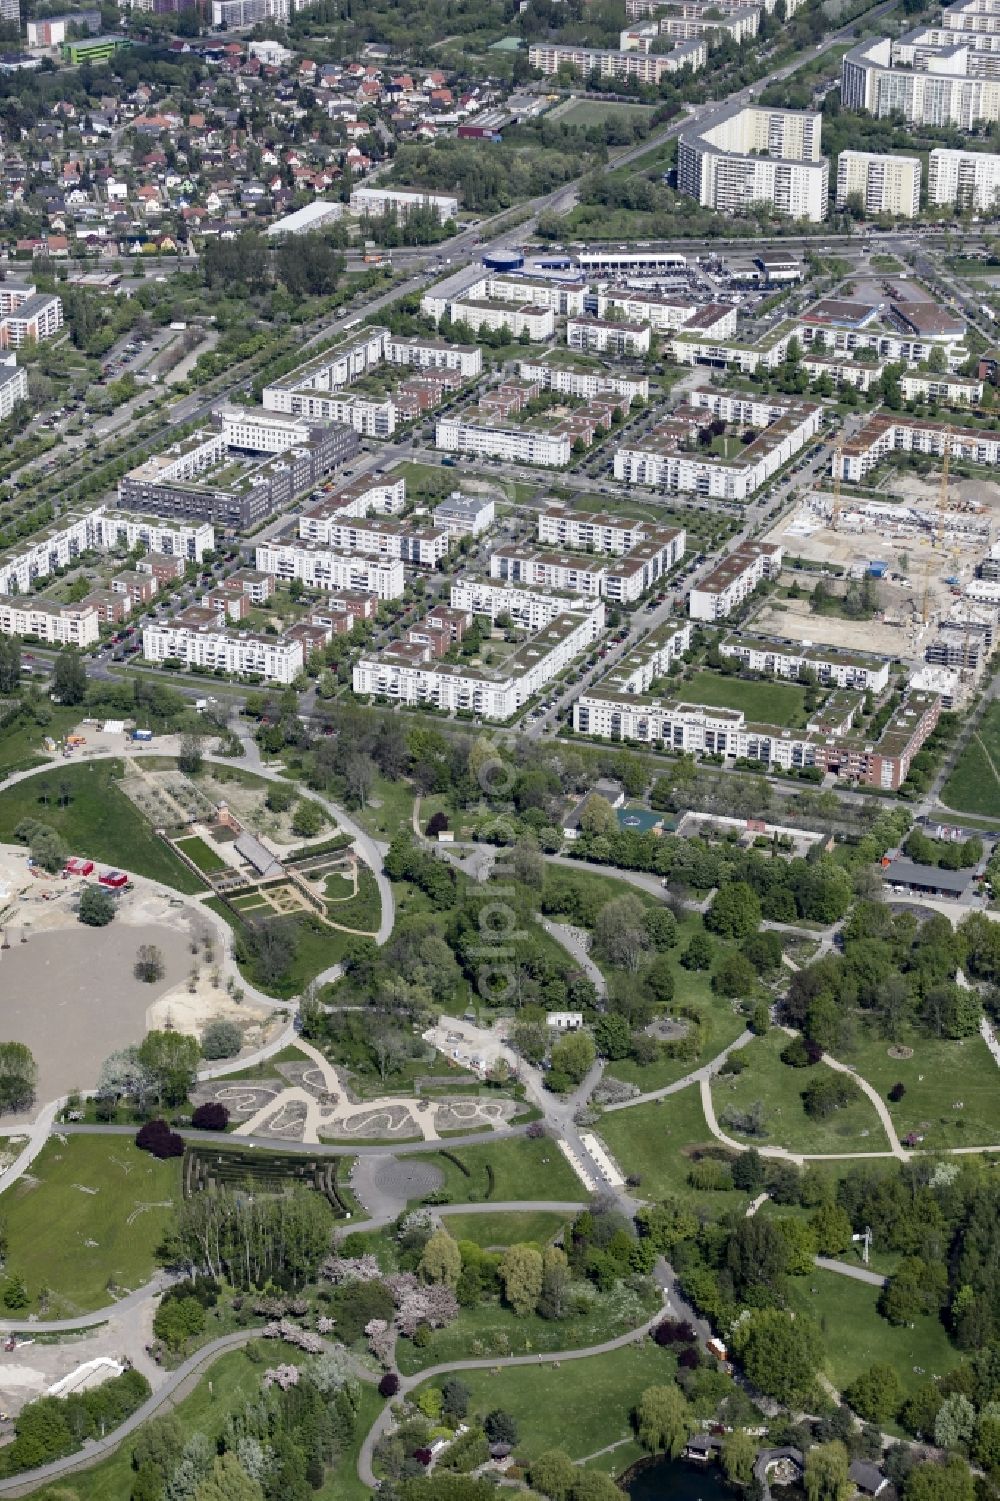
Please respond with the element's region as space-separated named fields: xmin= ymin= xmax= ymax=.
xmin=174 ymin=833 xmax=227 ymax=874
xmin=841 ymin=1028 xmax=1000 ymax=1150
xmin=326 ymin=864 xmax=381 ymax=932
xmin=205 ymin=896 xmax=350 ymax=998
xmin=0 ymin=705 xmax=80 ymax=776
xmin=681 ymin=671 xmax=810 ymax=729
xmin=428 ymin=1136 xmax=584 ymax=1204
xmin=710 ymin=1030 xmax=890 ymax=1155
xmin=0 ymin=1135 xmax=179 ymax=1317
xmin=941 ymin=703 xmax=1000 ymax=818
xmin=411 ymin=1341 xmax=675 ymax=1466
xmin=0 ymin=760 xmax=205 ymax=893
xmin=440 ymin=1209 xmax=571 ymax=1247
xmin=557 ymin=99 xmax=654 ymax=128
xmin=598 ymin=1086 xmax=749 ymax=1217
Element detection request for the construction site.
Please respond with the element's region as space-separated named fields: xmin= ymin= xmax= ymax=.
xmin=755 ymin=436 xmax=999 ymax=685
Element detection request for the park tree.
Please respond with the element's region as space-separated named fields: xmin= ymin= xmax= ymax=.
xmin=810 ymin=1202 xmax=853 ymax=1256
xmin=680 ymin=930 xmax=713 ymax=971
xmin=804 ymin=1440 xmax=851 ymax=1501
xmin=712 ymin=952 xmax=757 ymax=998
xmin=705 ymin=881 xmax=761 ymax=940
xmin=579 ymin=794 xmax=617 ymax=838
xmin=934 ymin=1393 xmax=975 ymax=1451
xmin=538 ymin=1245 xmax=570 ymax=1321
xmin=594 ymin=1014 xmax=632 ymax=1061
xmin=0 ymin=637 xmax=20 ymax=693
xmin=200 ymin=1020 xmax=242 ymax=1060
xmin=265 ymin=783 xmax=295 ymax=814
xmin=138 ymin=1030 xmax=200 ymax=1106
xmin=0 ymin=1043 xmax=37 ymax=1115
xmin=571 ymin=1474 xmax=623 ymax=1501
xmin=905 ymin=1457 xmax=975 ymax=1501
xmin=153 ymin=1294 xmax=206 ymax=1352
xmin=499 ymin=1244 xmax=544 ymax=1316
xmin=548 ymin=1030 xmax=596 ymax=1087
xmin=193 ymin=1452 xmax=265 ymax=1501
xmin=730 ymin=1308 xmax=821 ymax=1404
xmin=78 ymin=885 xmax=116 ymax=927
xmin=529 ymin=1450 xmax=576 ymax=1500
xmin=134 ymin=944 xmax=165 ymax=984
xmin=722 ymin=1430 xmax=758 ymax=1487
xmin=484 ymin=1409 xmax=518 ymax=1445
xmin=726 ymin=1216 xmax=790 ymax=1297
xmin=635 ymin=1384 xmax=692 ymax=1457
xmin=291 ymin=799 xmax=326 ymax=838
xmin=419 ymin=1229 xmax=462 ymax=1288
xmin=511 ymin=1019 xmax=549 ymax=1065
xmin=52 ymin=649 xmax=87 ymax=705
xmin=645 ymin=954 xmax=675 ymax=1004
xmin=16 ymin=819 xmax=67 ymax=874
xmin=774 ymin=1217 xmax=819 ymax=1275
xmin=845 ymin=1364 xmax=901 ymax=1425
xmin=595 ymin=895 xmax=650 ymax=972
xmin=178 ymin=735 xmax=203 ymax=775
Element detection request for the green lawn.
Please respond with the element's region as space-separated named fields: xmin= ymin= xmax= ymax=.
xmin=681 ymin=671 xmax=809 ymax=729
xmin=0 ymin=705 xmax=80 ymax=775
xmin=205 ymin=897 xmax=351 ymax=998
xmin=941 ymin=703 xmax=1000 ymax=817
xmin=429 ymin=1136 xmax=584 ymax=1204
xmin=785 ymin=1269 xmax=957 ymax=1402
xmin=0 ymin=1135 xmax=179 ymax=1317
xmin=558 ymin=99 xmax=654 ymax=128
xmin=0 ymin=760 xmax=205 ymax=893
xmin=26 ymin=1341 xmax=379 ymax=1501
xmin=326 ymin=864 xmax=381 ymax=933
xmin=410 ymin=1341 xmax=676 ymax=1464
xmin=842 ymin=1026 xmax=1000 ymax=1150
xmin=598 ymin=1086 xmax=749 ymax=1217
xmin=174 ymin=834 xmax=227 ymax=874
xmin=441 ymin=1209 xmax=571 ymax=1247
xmin=352 ymin=775 xmax=417 ymax=839
xmin=710 ymin=1030 xmax=890 ymax=1155
xmin=397 ymin=1280 xmax=659 ymax=1375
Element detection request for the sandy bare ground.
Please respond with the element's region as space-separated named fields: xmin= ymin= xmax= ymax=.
xmin=0 ymin=921 xmax=188 ymax=1114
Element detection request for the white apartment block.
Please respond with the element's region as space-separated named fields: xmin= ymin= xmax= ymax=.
xmin=349 ymin=187 xmax=459 ymax=223
xmin=842 ymin=37 xmax=1000 ymax=126
xmin=0 ymin=596 xmax=99 ymax=647
xmin=689 ymin=544 xmax=783 ymax=620
xmin=928 ymin=147 xmax=1000 ymax=210
xmin=354 ymin=606 xmax=604 ymax=720
xmin=450 ymin=580 xmax=605 ymax=632
xmin=384 ymin=335 xmax=482 ymax=379
xmin=298 ymin=515 xmax=447 ymax=566
xmin=0 ymin=356 xmax=27 ymax=420
xmin=595 ymin=289 xmax=736 ymax=338
xmin=835 ymin=150 xmax=921 ymax=217
xmin=0 ymin=292 xmax=63 ymax=349
xmin=900 ymin=372 xmax=983 ymax=403
xmin=719 ymin=631 xmax=890 ymax=690
xmin=538 ymin=506 xmax=649 ymax=555
xmin=142 ymin=616 xmax=304 ymax=684
xmin=0 ymin=506 xmax=213 ymax=596
xmin=435 ymin=417 xmax=570 ymax=468
xmin=254 ymin=542 xmax=405 ymax=598
xmin=211 ymin=0 xmax=289 ymax=25
xmin=450 ymin=299 xmax=555 ymax=341
xmin=835 ymin=414 xmax=1000 ymax=481
xmin=491 ymin=548 xmax=607 ymax=599
xmin=614 ymin=392 xmax=821 ymax=501
xmin=433 ymin=494 xmax=495 ymax=537
xmin=518 ymin=360 xmax=649 ymax=404
xmin=219 ymin=407 xmax=329 ymax=454
xmin=482 ymin=274 xmax=587 ymax=317
xmin=527 ymin=38 xmax=706 ymax=81
xmin=577 ymin=618 xmax=692 ymax=701
xmin=678 ymin=104 xmax=829 ymax=222
xmin=298 ymin=477 xmax=406 ymax=533
xmin=567 ymin=316 xmax=651 ymax=357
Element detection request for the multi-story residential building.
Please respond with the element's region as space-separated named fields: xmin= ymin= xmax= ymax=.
xmin=527 ymin=38 xmax=706 ymax=81
xmin=449 ymin=580 xmax=605 ymax=632
xmin=538 ymin=506 xmax=650 ymax=555
xmin=796 ymin=296 xmax=966 ymax=366
xmin=566 ymin=316 xmax=651 ymax=356
xmin=298 ymin=477 xmax=407 ymax=533
xmin=900 ymin=372 xmax=983 ymax=403
xmin=0 ymin=356 xmax=27 ymax=421
xmin=481 ymin=274 xmax=587 ymax=317
xmin=614 ymin=391 xmax=821 ymax=500
xmin=835 ymin=413 xmax=1000 ymax=481
xmin=719 ymin=632 xmax=891 ymax=690
xmin=383 ymin=336 xmax=482 ymax=379
xmin=595 ymin=289 xmax=736 ymax=338
xmin=449 ymin=299 xmax=555 ymax=341
xmin=349 ymin=187 xmax=459 ymax=223
xmin=353 ymin=605 xmax=604 ymax=720
xmin=678 ymin=104 xmax=829 ymax=222
xmin=688 ymin=543 xmax=784 ymax=620
xmin=435 ymin=417 xmax=571 ymax=468
xmin=0 ymin=291 xmax=63 ymax=349
xmin=142 ymin=606 xmax=304 ymax=684
xmin=0 ymin=596 xmax=99 ymax=647
xmin=928 ymin=147 xmax=1000 ymax=209
xmin=835 ymin=150 xmax=922 ymax=216
xmin=254 ymin=541 xmax=405 ymax=598
xmin=491 ymin=548 xmax=608 ymax=599
xmin=576 ymin=619 xmax=693 ymax=702
xmin=210 ymin=0 xmax=290 ymax=27
xmin=0 ymin=507 xmax=212 ymax=596
xmin=26 ymin=11 xmax=100 ymax=43
xmin=433 ymin=494 xmax=496 ymax=537
xmin=620 ymin=2 xmax=759 ymax=46
xmin=575 ymin=674 xmax=939 ymax=791
xmin=841 ymin=36 xmax=1000 ymax=125
xmin=517 ymin=361 xmax=649 ymax=404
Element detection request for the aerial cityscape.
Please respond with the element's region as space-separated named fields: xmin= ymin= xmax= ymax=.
xmin=5 ymin=0 xmax=1000 ymax=1497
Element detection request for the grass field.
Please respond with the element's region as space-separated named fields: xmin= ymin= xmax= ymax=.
xmin=397 ymin=1280 xmax=659 ymax=1375
xmin=326 ymin=864 xmax=381 ymax=933
xmin=429 ymin=1136 xmax=584 ymax=1204
xmin=710 ymin=1030 xmax=890 ymax=1155
xmin=410 ymin=1341 xmax=675 ymax=1464
xmin=785 ymin=1269 xmax=956 ymax=1402
xmin=0 ymin=1135 xmax=179 ymax=1316
xmin=174 ymin=834 xmax=227 ymax=874
xmin=941 ymin=704 xmax=1000 ymax=817
xmin=842 ymin=1027 xmax=1000 ymax=1150
xmin=29 ymin=1342 xmax=382 ymax=1501
xmin=0 ymin=705 xmax=80 ymax=775
xmin=352 ymin=775 xmax=417 ymax=840
xmin=441 ymin=1209 xmax=571 ymax=1247
xmin=598 ymin=1086 xmax=749 ymax=1218
xmin=681 ymin=671 xmax=809 ymax=729
xmin=205 ymin=897 xmax=350 ymax=998
xmin=0 ymin=760 xmax=205 ymax=893
xmin=557 ymin=99 xmax=654 ymax=128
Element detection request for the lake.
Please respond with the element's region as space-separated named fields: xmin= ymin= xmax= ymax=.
xmin=625 ymin=1456 xmax=806 ymax=1500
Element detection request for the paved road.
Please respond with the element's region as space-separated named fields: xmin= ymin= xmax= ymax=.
xmin=815 ymin=1257 xmax=886 ymax=1288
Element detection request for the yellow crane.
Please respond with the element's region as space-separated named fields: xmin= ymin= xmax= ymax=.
xmin=922 ymin=426 xmax=953 ymax=625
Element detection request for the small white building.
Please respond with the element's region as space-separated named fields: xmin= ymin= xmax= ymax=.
xmin=433 ymin=493 xmax=495 ymax=538
xmin=546 ymin=1012 xmax=584 ymax=1031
